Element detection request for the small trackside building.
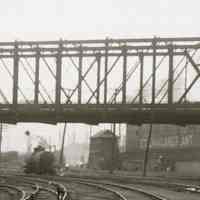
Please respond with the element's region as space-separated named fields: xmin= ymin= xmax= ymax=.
xmin=88 ymin=129 xmax=121 ymax=170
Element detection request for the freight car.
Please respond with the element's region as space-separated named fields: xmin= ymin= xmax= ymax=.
xmin=24 ymin=145 xmax=56 ymax=175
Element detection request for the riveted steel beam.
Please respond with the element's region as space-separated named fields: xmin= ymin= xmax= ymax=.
xmin=168 ymin=45 xmax=174 ymax=104
xmin=13 ymin=42 xmax=19 ymax=108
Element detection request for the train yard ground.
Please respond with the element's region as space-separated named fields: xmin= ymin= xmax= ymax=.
xmin=64 ymin=166 xmax=200 ymax=179
xmin=1 ymin=169 xmax=200 ymax=200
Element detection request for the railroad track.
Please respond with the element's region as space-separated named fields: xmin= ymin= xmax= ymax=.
xmin=0 ymin=175 xmax=57 ymax=200
xmin=12 ymin=174 xmax=174 ymax=200
xmin=62 ymin=176 xmax=200 ymax=200
xmin=3 ymin=173 xmax=200 ymax=200
xmin=0 ymin=184 xmax=25 ymax=200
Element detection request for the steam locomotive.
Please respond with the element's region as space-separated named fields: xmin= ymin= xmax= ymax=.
xmin=24 ymin=145 xmax=56 ymax=175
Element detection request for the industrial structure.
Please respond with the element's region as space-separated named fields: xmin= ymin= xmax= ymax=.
xmin=123 ymin=124 xmax=200 ymax=175
xmin=88 ymin=130 xmax=120 ymax=170
xmin=0 ymin=37 xmax=199 ymax=124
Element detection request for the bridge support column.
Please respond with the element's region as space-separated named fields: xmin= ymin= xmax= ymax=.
xmin=96 ymin=54 xmax=101 ymax=104
xmin=55 ymin=41 xmax=62 ymax=112
xmin=168 ymin=45 xmax=173 ymax=104
xmin=122 ymin=48 xmax=127 ymax=104
xmin=78 ymin=48 xmax=83 ymax=104
xmin=104 ymin=40 xmax=108 ymax=104
xmin=139 ymin=53 xmax=144 ymax=104
xmin=152 ymin=38 xmax=156 ymax=104
xmin=34 ymin=49 xmax=40 ymax=104
xmin=13 ymin=42 xmax=19 ymax=109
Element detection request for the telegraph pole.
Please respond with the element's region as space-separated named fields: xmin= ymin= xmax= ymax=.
xmin=142 ymin=123 xmax=153 ymax=177
xmin=110 ymin=89 xmax=118 ymax=174
xmin=59 ymin=122 xmax=67 ymax=166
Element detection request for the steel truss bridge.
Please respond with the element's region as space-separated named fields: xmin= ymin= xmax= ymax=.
xmin=0 ymin=37 xmax=200 ymax=124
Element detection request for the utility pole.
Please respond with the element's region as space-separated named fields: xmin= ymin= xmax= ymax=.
xmin=142 ymin=123 xmax=153 ymax=177
xmin=110 ymin=89 xmax=117 ymax=174
xmin=59 ymin=122 xmax=67 ymax=166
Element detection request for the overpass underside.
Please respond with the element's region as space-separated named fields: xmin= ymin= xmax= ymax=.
xmin=0 ymin=37 xmax=200 ymax=124
xmin=1 ymin=104 xmax=200 ymax=125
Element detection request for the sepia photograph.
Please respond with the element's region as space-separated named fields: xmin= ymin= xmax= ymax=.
xmin=0 ymin=0 xmax=200 ymax=199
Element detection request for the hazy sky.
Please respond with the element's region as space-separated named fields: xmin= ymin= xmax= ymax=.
xmin=1 ymin=0 xmax=200 ymax=152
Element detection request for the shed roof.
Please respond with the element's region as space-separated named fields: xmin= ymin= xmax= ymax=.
xmin=91 ymin=129 xmax=114 ymax=138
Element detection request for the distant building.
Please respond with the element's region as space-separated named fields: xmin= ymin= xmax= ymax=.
xmin=122 ymin=124 xmax=200 ymax=175
xmin=88 ymin=129 xmax=121 ymax=170
xmin=126 ymin=124 xmax=200 ymax=151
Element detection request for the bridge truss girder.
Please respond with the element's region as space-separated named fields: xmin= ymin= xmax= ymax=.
xmin=0 ymin=37 xmax=200 ymax=123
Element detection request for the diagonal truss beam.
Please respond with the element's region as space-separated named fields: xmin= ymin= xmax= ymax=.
xmin=67 ymin=57 xmax=97 ymax=103
xmin=178 ymin=50 xmax=200 ymax=103
xmin=42 ymin=57 xmax=71 ymax=103
xmin=156 ymin=55 xmax=185 ymax=102
xmin=109 ymin=58 xmax=140 ymax=103
xmin=158 ymin=50 xmax=198 ymax=103
xmin=19 ymin=59 xmax=47 ymax=103
xmin=131 ymin=55 xmax=167 ymax=103
xmin=23 ymin=57 xmax=54 ymax=104
xmin=0 ymin=58 xmax=30 ymax=104
xmin=87 ymin=55 xmax=121 ymax=104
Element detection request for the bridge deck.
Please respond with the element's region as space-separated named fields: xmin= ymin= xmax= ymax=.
xmin=0 ymin=103 xmax=200 ymax=124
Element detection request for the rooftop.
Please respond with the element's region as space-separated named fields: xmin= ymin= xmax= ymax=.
xmin=91 ymin=129 xmax=114 ymax=138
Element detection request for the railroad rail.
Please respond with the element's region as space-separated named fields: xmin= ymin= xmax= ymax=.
xmin=3 ymin=173 xmax=200 ymax=200
xmin=0 ymin=175 xmax=58 ymax=200
xmin=0 ymin=184 xmax=26 ymax=200
xmin=16 ymin=174 xmax=180 ymax=200
xmin=50 ymin=175 xmax=200 ymax=199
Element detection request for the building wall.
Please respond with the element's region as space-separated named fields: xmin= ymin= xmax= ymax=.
xmin=123 ymin=124 xmax=200 ymax=174
xmin=126 ymin=124 xmax=200 ymax=151
xmin=126 ymin=125 xmax=140 ymax=152
xmin=88 ymin=135 xmax=120 ymax=170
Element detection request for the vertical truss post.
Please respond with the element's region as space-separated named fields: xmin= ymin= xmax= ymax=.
xmin=34 ymin=49 xmax=40 ymax=104
xmin=96 ymin=53 xmax=101 ymax=104
xmin=139 ymin=53 xmax=144 ymax=104
xmin=152 ymin=38 xmax=157 ymax=104
xmin=13 ymin=42 xmax=19 ymax=108
xmin=122 ymin=47 xmax=127 ymax=104
xmin=55 ymin=41 xmax=62 ymax=111
xmin=184 ymin=58 xmax=188 ymax=102
xmin=78 ymin=47 xmax=83 ymax=104
xmin=104 ymin=40 xmax=108 ymax=104
xmin=168 ymin=45 xmax=173 ymax=104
